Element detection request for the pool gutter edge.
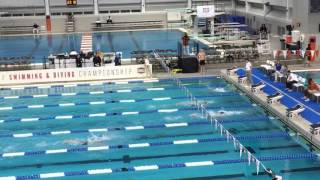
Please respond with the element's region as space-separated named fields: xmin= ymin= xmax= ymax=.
xmin=221 ymin=69 xmax=320 ymax=150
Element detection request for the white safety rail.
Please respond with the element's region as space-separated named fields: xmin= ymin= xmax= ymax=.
xmin=154 ymin=50 xmax=269 ymax=175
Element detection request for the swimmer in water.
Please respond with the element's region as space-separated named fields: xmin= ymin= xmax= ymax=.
xmin=63 ymin=139 xmax=88 ymax=146
xmin=63 ymin=134 xmax=109 ymax=146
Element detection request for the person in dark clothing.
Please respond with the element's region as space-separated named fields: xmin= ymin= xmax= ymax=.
xmin=79 ymin=51 xmax=86 ymax=59
xmin=33 ymin=23 xmax=40 ymax=34
xmin=76 ymin=55 xmax=83 ymax=67
xmin=33 ymin=23 xmax=39 ymax=29
xmin=286 ymin=25 xmax=294 ymax=35
xmin=259 ymin=24 xmax=268 ymax=39
xmin=181 ymin=33 xmax=190 ymax=56
xmin=107 ymin=16 xmax=113 ymax=24
xmin=272 ymin=60 xmax=282 ymax=81
xmin=275 ymin=60 xmax=282 ymax=72
xmin=305 ymin=43 xmax=311 ymax=67
xmin=114 ymin=53 xmax=121 ymax=66
xmin=260 ymin=24 xmax=267 ymax=33
xmin=93 ymin=54 xmax=101 ymax=67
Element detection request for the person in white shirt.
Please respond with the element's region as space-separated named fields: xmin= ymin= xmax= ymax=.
xmin=144 ymin=57 xmax=151 ymax=78
xmin=245 ymin=59 xmax=252 ymax=85
xmin=286 ymin=70 xmax=298 ymax=91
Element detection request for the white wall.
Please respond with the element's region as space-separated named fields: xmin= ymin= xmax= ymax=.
xmin=49 ymin=0 xmax=93 ymax=6
xmin=0 ymin=12 xmax=167 ymax=33
xmin=99 ymin=0 xmax=141 ymax=3
xmin=0 ymin=0 xmax=44 ymax=7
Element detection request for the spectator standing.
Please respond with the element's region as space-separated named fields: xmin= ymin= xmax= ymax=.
xmin=114 ymin=53 xmax=121 ymax=66
xmin=286 ymin=25 xmax=294 ymax=35
xmin=76 ymin=55 xmax=83 ymax=68
xmin=273 ymin=61 xmax=282 ymax=82
xmin=305 ymin=43 xmax=311 ymax=67
xmin=79 ymin=51 xmax=85 ymax=59
xmin=245 ymin=59 xmax=252 ymax=85
xmin=93 ymin=54 xmax=101 ymax=67
xmin=197 ymin=49 xmax=206 ymax=75
xmin=259 ymin=24 xmax=268 ymax=39
xmin=144 ymin=57 xmax=151 ymax=78
xmin=181 ymin=33 xmax=190 ymax=56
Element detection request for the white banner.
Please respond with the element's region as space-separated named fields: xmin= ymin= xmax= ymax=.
xmin=0 ymin=65 xmax=152 ymax=85
xmin=197 ymin=5 xmax=215 ymax=18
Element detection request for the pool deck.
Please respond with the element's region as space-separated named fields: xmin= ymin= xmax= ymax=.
xmin=220 ymin=68 xmax=320 ymax=150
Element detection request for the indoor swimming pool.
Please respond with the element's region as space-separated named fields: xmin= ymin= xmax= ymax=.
xmin=0 ymin=76 xmax=320 ymax=180
xmin=0 ymin=29 xmax=201 ymax=63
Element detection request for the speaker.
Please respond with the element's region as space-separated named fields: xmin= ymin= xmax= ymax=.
xmin=178 ymin=56 xmax=199 ymax=73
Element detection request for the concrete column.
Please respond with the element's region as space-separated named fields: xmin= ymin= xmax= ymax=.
xmin=94 ymin=0 xmax=99 ymax=15
xmin=193 ymin=16 xmax=198 ymax=36
xmin=44 ymin=0 xmax=50 ymax=16
xmin=263 ymin=2 xmax=271 ymax=17
xmin=286 ymin=0 xmax=290 ymax=20
xmin=245 ymin=0 xmax=249 ymax=13
xmin=142 ymin=0 xmax=146 ymax=13
xmin=187 ymin=0 xmax=192 ymax=9
xmin=231 ymin=0 xmax=236 ymax=14
xmin=210 ymin=18 xmax=214 ymax=36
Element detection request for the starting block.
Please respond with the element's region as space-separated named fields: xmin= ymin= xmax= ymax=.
xmin=267 ymin=92 xmax=283 ymax=104
xmin=227 ymin=67 xmax=238 ymax=76
xmin=310 ymin=124 xmax=320 ymax=135
xmin=286 ymin=104 xmax=305 ymax=118
xmin=251 ymin=82 xmax=265 ymax=93
xmin=238 ymin=75 xmax=247 ymax=84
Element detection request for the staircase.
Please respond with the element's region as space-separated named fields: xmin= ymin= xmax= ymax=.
xmin=65 ymin=17 xmax=75 ymax=33
xmin=80 ymin=34 xmax=93 ymax=54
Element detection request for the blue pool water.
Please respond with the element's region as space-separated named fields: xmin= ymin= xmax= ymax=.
xmin=0 ymin=30 xmax=201 ymax=63
xmin=0 ymin=76 xmax=320 ymax=179
xmin=295 ymin=71 xmax=320 ymax=84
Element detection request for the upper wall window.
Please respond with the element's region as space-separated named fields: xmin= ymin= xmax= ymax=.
xmin=310 ymin=0 xmax=320 ymax=13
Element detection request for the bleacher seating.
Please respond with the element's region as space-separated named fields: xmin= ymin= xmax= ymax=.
xmin=205 ymin=47 xmax=259 ymax=64
xmin=92 ymin=20 xmax=165 ymax=31
xmin=0 ymin=25 xmax=34 ymax=34
xmin=0 ymin=56 xmax=33 ymax=70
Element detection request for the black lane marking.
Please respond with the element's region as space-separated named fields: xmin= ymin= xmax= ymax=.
xmin=172 ymin=173 xmax=245 ymax=180
xmin=281 ymin=166 xmax=320 ymax=173
xmin=259 ymin=144 xmax=301 ymax=150
xmin=0 ymin=150 xmax=229 ymax=170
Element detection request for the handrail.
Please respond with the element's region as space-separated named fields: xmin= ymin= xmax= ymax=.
xmin=154 ymin=50 xmax=270 ymax=175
